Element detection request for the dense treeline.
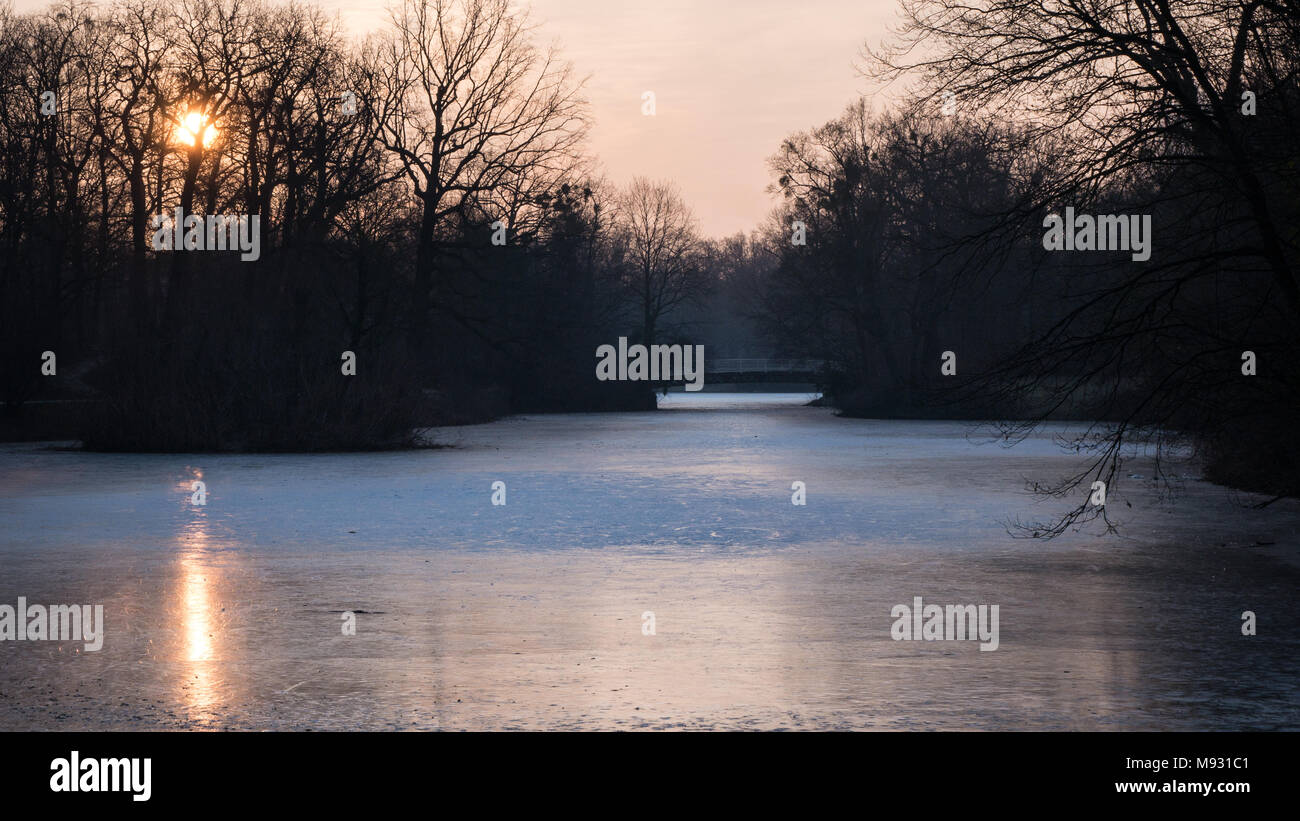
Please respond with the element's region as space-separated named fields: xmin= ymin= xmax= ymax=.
xmin=0 ymin=0 xmax=722 ymax=449
xmin=756 ymin=103 xmax=1034 ymax=415
xmin=749 ymin=0 xmax=1300 ymax=528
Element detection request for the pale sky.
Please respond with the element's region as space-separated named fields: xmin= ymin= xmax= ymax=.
xmin=507 ymin=0 xmax=902 ymax=237
xmin=15 ymin=0 xmax=903 ymax=237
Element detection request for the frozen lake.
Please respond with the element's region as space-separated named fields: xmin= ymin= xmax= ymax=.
xmin=1 ymin=393 xmax=1298 ymax=729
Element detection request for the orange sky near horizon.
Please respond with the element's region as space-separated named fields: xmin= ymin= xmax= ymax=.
xmin=12 ymin=0 xmax=904 ymax=237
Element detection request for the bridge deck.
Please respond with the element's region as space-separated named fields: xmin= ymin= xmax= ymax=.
xmin=704 ymin=358 xmax=823 ymax=375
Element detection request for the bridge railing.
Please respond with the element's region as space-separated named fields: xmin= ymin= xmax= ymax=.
xmin=704 ymin=358 xmax=824 ymax=374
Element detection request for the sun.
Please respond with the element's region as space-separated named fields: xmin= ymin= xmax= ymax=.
xmin=174 ymin=108 xmax=218 ymax=149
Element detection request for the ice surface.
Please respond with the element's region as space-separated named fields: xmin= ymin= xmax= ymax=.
xmin=0 ymin=395 xmax=1297 ymax=729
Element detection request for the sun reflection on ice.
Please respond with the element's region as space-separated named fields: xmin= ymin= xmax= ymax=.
xmin=176 ymin=470 xmax=220 ymax=714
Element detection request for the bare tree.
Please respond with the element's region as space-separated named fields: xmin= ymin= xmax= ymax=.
xmin=163 ymin=0 xmax=262 ymax=318
xmin=372 ymin=0 xmax=587 ymax=340
xmin=865 ymin=0 xmax=1300 ymax=532
xmin=766 ymin=101 xmax=896 ymax=395
xmin=96 ymin=0 xmax=173 ymax=329
xmin=869 ymin=0 xmax=1300 ymax=325
xmin=614 ymin=177 xmax=707 ymax=348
